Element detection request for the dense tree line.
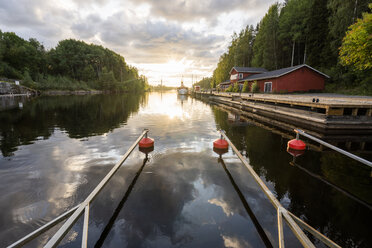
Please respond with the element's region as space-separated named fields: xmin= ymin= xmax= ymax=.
xmin=339 ymin=4 xmax=372 ymax=71
xmin=211 ymin=0 xmax=371 ymax=94
xmin=150 ymin=85 xmax=177 ymax=91
xmin=0 ymin=31 xmax=148 ymax=92
xmin=193 ymin=77 xmax=211 ymax=89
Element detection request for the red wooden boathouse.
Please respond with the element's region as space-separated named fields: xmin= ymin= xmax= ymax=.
xmin=230 ymin=67 xmax=268 ymax=83
xmin=240 ymin=64 xmax=329 ymax=93
xmin=219 ymin=64 xmax=329 ymax=93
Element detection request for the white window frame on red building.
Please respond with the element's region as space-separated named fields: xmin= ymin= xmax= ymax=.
xmin=230 ymin=74 xmax=238 ymax=80
xmin=264 ymin=82 xmax=272 ymax=93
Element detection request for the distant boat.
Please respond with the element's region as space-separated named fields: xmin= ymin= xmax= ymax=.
xmin=177 ymin=81 xmax=188 ymax=95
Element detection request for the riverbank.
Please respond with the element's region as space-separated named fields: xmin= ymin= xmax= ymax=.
xmin=42 ymin=90 xmax=103 ymax=95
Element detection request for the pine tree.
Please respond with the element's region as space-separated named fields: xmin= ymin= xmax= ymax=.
xmin=253 ymin=3 xmax=280 ymax=70
xmin=279 ymin=0 xmax=313 ymax=67
xmin=306 ymin=0 xmax=332 ymax=68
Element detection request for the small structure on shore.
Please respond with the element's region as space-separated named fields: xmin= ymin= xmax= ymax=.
xmin=219 ymin=80 xmax=232 ymax=91
xmin=218 ymin=64 xmax=329 ymax=93
xmin=0 ymin=81 xmax=39 ymax=96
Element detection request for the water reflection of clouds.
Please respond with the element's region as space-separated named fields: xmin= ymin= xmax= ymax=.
xmin=96 ymin=155 xmax=199 ymax=246
xmin=208 ymin=198 xmax=234 ymax=217
xmin=1 ymin=92 xmax=278 ymax=247
xmin=12 ymin=200 xmax=48 ymax=224
xmin=85 ymin=151 xmax=276 ymax=247
xmin=1 ymin=126 xmax=129 ymax=236
xmin=221 ymin=234 xmax=251 ymax=248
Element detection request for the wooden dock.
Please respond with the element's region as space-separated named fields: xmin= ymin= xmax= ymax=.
xmin=192 ymin=91 xmax=372 ymax=134
xmin=214 ymin=103 xmax=372 ymax=153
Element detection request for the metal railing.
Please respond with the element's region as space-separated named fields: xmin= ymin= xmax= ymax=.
xmin=219 ymin=130 xmax=341 ymax=248
xmin=294 ymin=129 xmax=372 ymax=168
xmin=7 ymin=128 xmax=350 ymax=248
xmin=7 ymin=130 xmax=149 ymax=248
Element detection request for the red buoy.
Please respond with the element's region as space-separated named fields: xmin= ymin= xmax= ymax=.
xmin=213 ymin=138 xmax=228 ymax=149
xmin=287 ymin=139 xmax=306 ymax=150
xmin=139 ymin=137 xmax=154 ymax=148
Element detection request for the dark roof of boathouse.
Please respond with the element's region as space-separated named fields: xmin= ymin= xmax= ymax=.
xmin=219 ymin=80 xmax=231 ymax=85
xmin=238 ymin=64 xmax=330 ymax=82
xmin=229 ymin=66 xmax=268 ymax=74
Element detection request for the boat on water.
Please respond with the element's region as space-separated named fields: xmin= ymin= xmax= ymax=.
xmin=177 ymin=81 xmax=188 ymax=95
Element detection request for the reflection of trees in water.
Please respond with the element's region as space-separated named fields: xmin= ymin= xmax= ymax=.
xmin=212 ymin=106 xmax=372 ymax=248
xmin=0 ymin=94 xmax=144 ymax=157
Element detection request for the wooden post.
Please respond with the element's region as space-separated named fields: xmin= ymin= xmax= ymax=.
xmin=327 ymin=107 xmax=344 ymax=116
xmin=361 ymin=142 xmax=365 ymax=151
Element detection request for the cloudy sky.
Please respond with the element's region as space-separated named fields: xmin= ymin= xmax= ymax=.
xmin=0 ymin=0 xmax=281 ymax=86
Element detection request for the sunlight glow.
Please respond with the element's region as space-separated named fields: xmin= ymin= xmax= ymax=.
xmin=165 ymin=59 xmax=188 ymax=73
xmin=133 ymin=58 xmax=210 ymax=87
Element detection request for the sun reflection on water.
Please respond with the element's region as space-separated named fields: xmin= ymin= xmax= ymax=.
xmin=139 ymin=92 xmax=190 ymax=120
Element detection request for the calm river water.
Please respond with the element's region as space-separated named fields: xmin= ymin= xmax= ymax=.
xmin=0 ymin=92 xmax=371 ymax=247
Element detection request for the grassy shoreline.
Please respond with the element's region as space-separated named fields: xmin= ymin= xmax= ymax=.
xmin=41 ymin=90 xmax=103 ymax=95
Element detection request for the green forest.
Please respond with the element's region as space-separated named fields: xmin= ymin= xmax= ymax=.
xmin=0 ymin=32 xmax=148 ymax=92
xmin=209 ymin=0 xmax=371 ymax=95
xmin=193 ymin=77 xmax=212 ymax=89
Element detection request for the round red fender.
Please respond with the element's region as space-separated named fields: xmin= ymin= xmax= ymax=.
xmin=213 ymin=138 xmax=228 ymax=149
xmin=139 ymin=137 xmax=154 ymax=148
xmin=287 ymin=139 xmax=306 ymax=151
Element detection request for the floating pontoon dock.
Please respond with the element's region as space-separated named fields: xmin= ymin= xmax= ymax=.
xmin=193 ymin=92 xmax=372 ymax=133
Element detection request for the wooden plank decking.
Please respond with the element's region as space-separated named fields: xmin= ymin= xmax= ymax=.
xmin=192 ymin=91 xmax=372 ymax=133
xmin=195 ymin=91 xmax=372 ymax=117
